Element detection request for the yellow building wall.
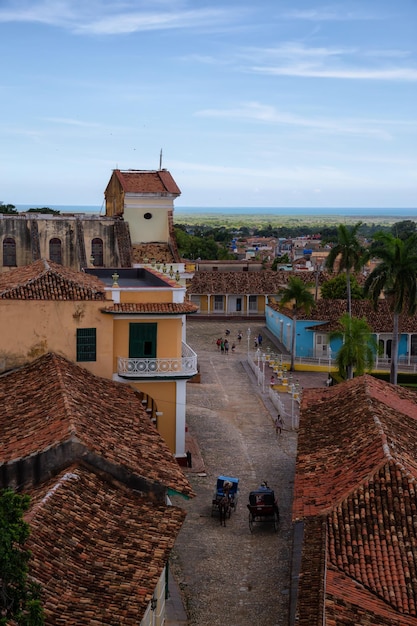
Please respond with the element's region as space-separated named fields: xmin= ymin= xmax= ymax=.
xmin=0 ymin=300 xmax=114 ymax=378
xmin=119 ymin=289 xmax=174 ymax=304
xmin=129 ymin=380 xmax=177 ymax=452
xmin=112 ymin=317 xmax=182 ymax=364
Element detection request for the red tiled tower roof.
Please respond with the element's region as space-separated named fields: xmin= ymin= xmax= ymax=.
xmin=113 ymin=169 xmax=181 ymax=196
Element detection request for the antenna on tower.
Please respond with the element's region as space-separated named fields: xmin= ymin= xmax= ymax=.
xmin=159 ymin=149 xmax=163 ymax=170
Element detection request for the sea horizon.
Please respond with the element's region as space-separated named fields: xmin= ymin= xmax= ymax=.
xmin=13 ymin=204 xmax=417 ymax=218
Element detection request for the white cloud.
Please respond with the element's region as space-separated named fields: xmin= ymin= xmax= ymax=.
xmin=196 ymin=102 xmax=394 ymax=139
xmin=238 ymin=42 xmax=417 ymax=82
xmin=251 ymin=64 xmax=417 ymax=81
xmin=282 ymin=8 xmax=385 ymax=21
xmin=0 ymin=1 xmax=233 ymax=35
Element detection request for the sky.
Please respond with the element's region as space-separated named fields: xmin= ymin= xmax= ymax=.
xmin=0 ymin=1 xmax=416 ymax=209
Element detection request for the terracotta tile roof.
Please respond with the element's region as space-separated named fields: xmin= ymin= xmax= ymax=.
xmin=293 ymin=375 xmax=417 ymax=624
xmin=102 ymin=302 xmax=198 ymax=314
xmin=0 ymin=352 xmax=193 ymax=498
xmin=25 ymin=465 xmax=186 ymax=625
xmin=269 ymin=297 xmax=417 ymax=333
xmin=114 ymin=169 xmax=181 ymax=195
xmin=188 ymin=270 xmax=318 ymax=295
xmin=0 ymin=259 xmax=106 ymax=300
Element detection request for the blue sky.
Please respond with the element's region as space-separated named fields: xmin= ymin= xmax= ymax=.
xmin=1 ymin=0 xmax=416 ymax=209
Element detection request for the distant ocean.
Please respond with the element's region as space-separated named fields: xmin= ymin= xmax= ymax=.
xmin=14 ymin=204 xmax=417 ymax=218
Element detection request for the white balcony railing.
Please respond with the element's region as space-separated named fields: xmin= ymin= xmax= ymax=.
xmin=117 ymin=342 xmax=198 ymax=378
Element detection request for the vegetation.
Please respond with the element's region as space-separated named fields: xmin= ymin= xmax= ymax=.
xmin=364 ymin=232 xmax=417 ymax=385
xmin=26 ymin=208 xmax=60 ymax=215
xmin=0 ymin=489 xmax=44 ymax=625
xmin=278 ymin=277 xmax=315 ymax=371
xmin=0 ymin=203 xmax=18 ymax=215
xmin=390 ymin=220 xmax=417 ymax=241
xmin=321 ymin=273 xmax=364 ymax=300
xmin=174 ymin=226 xmax=235 ymax=260
xmin=330 ymin=314 xmax=377 ymax=380
xmin=325 ymin=222 xmax=367 ymax=317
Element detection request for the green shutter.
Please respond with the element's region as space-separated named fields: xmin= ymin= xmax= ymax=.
xmin=129 ymin=323 xmax=157 ymax=358
xmin=76 ymin=328 xmax=96 ymax=362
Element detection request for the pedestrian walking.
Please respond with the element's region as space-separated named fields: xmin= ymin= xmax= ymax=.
xmin=220 ymin=340 xmax=225 ymax=354
xmin=237 ymin=331 xmax=242 ymax=343
xmin=231 ymin=342 xmax=236 ymax=353
xmin=224 ymin=339 xmax=229 ymax=354
xmin=275 ymin=414 xmax=283 ymax=436
xmin=216 ymin=337 xmax=222 ymax=351
xmin=258 ymin=333 xmax=263 ymax=347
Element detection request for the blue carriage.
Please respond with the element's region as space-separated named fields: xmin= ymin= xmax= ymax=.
xmin=211 ymin=475 xmax=239 ymax=518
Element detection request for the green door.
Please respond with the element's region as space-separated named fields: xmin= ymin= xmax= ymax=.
xmin=129 ymin=323 xmax=157 ymax=358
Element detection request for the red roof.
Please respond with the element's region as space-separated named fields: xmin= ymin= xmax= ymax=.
xmin=26 ymin=465 xmax=186 ymax=625
xmin=112 ymin=169 xmax=181 ymax=196
xmin=0 ymin=259 xmax=106 ymax=300
xmin=0 ymin=352 xmax=193 ymax=498
xmin=293 ymin=375 xmax=417 ymax=623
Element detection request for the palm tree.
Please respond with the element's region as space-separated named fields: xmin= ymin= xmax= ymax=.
xmin=364 ymin=232 xmax=417 ymax=384
xmin=325 ymin=222 xmax=366 ymax=317
xmin=279 ymin=276 xmax=315 ymax=371
xmin=330 ymin=313 xmax=377 ymax=380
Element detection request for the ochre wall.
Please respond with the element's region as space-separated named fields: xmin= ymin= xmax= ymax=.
xmin=129 ymin=380 xmax=177 ymax=452
xmin=112 ymin=317 xmax=182 ymax=363
xmin=119 ymin=289 xmax=174 ymax=304
xmin=0 ymin=300 xmax=113 ymax=378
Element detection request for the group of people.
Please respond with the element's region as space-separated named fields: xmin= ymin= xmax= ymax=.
xmin=216 ymin=337 xmax=236 ymax=354
xmin=254 ymin=333 xmax=263 ymax=348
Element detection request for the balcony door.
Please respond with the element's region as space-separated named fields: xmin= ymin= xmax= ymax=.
xmin=129 ymin=323 xmax=157 ymax=358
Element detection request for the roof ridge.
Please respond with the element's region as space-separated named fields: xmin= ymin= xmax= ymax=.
xmin=50 ymin=353 xmax=77 ymax=435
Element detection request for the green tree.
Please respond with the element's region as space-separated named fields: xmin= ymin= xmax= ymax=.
xmin=325 ymin=222 xmax=366 ymax=317
xmin=364 ymin=232 xmax=417 ymax=385
xmin=321 ymin=273 xmax=364 ymax=300
xmin=391 ymin=220 xmax=417 ymax=241
xmin=0 ymin=489 xmax=44 ymax=625
xmin=0 ymin=203 xmax=18 ymax=215
xmin=330 ymin=314 xmax=377 ymax=380
xmin=279 ymin=277 xmax=315 ymax=371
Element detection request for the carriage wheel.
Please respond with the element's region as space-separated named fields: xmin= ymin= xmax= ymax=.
xmin=273 ymin=510 xmax=279 ymax=532
xmin=249 ymin=512 xmax=254 ymax=533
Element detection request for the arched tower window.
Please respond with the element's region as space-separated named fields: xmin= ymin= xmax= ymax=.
xmin=91 ymin=238 xmax=104 ymax=266
xmin=3 ymin=237 xmax=16 ymax=266
xmin=49 ymin=238 xmax=62 ymax=264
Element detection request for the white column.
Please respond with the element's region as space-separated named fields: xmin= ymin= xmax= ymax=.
xmin=175 ymin=380 xmax=187 ymax=457
xmin=225 ymin=294 xmax=228 ymax=313
xmin=207 ymin=294 xmax=211 ymax=314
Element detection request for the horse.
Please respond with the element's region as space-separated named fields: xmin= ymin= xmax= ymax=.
xmin=218 ymin=493 xmax=231 ymax=527
xmin=218 ymin=483 xmax=232 ymax=527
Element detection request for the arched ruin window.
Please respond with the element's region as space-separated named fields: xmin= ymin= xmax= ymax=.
xmin=3 ymin=237 xmax=16 ymax=266
xmin=91 ymin=238 xmax=103 ymax=266
xmin=49 ymin=238 xmax=62 ymax=264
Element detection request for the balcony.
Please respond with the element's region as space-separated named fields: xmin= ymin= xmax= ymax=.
xmin=117 ymin=342 xmax=198 ymax=378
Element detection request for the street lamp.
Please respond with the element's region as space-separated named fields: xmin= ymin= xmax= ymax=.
xmin=247 ymin=328 xmax=251 ymax=355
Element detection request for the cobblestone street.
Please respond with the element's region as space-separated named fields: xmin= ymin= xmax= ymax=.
xmin=170 ymin=319 xmax=325 ymax=626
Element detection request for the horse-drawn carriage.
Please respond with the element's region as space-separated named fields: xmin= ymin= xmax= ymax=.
xmin=247 ymin=483 xmax=279 ymax=532
xmin=211 ymin=475 xmax=239 ymax=525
